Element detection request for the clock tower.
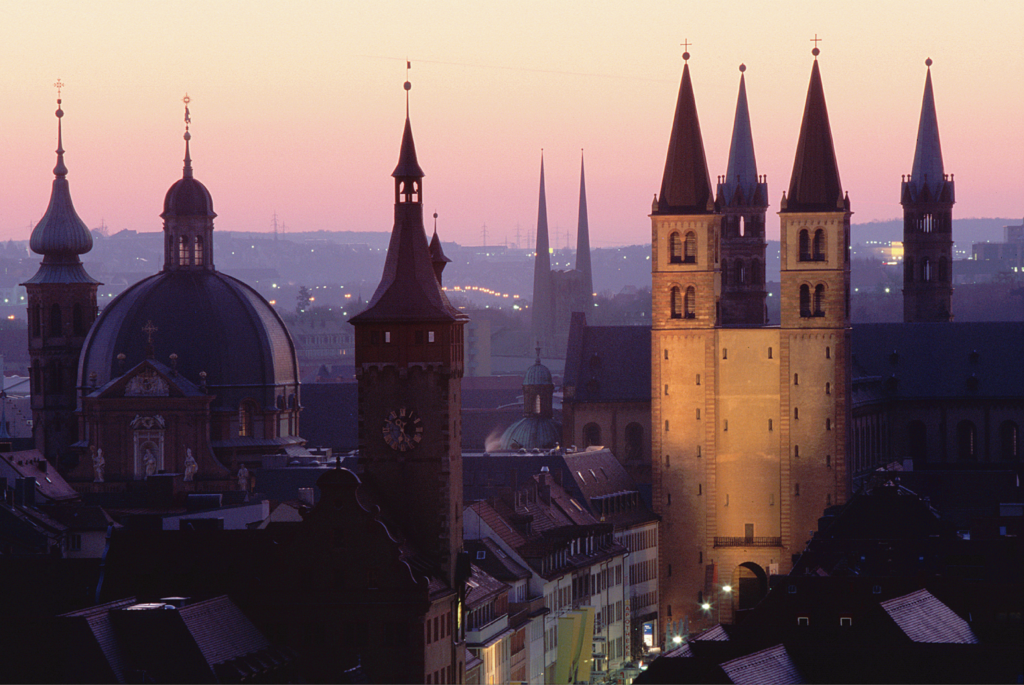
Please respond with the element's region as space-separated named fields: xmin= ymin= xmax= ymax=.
xmin=350 ymin=82 xmax=468 ymax=588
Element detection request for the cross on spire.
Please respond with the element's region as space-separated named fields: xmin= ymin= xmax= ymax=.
xmin=54 ymin=78 xmax=64 ymax=100
xmin=681 ymin=39 xmax=691 ymax=61
xmin=811 ymin=34 xmax=822 ymax=57
xmin=183 ymin=93 xmax=191 ymax=129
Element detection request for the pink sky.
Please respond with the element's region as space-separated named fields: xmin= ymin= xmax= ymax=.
xmin=1 ymin=1 xmax=1021 ymax=248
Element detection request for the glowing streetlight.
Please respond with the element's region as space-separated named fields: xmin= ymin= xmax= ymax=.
xmin=672 ymin=635 xmax=682 ymax=644
xmin=700 ymin=602 xmax=711 ymax=612
xmin=722 ymin=585 xmax=732 ymax=594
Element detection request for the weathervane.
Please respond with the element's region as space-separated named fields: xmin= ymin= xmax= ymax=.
xmin=811 ymin=34 xmax=822 ymax=57
xmin=54 ymin=78 xmax=64 ymax=100
xmin=183 ymin=93 xmax=191 ymax=130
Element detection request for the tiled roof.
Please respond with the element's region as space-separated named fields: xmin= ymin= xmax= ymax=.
xmin=465 ymin=563 xmax=509 ymax=610
xmin=465 ymin=538 xmax=531 ymax=582
xmin=60 ymin=597 xmax=139 ymax=683
xmin=563 ymin=315 xmax=650 ymax=404
xmin=0 ymin=449 xmax=80 ymax=501
xmin=693 ymin=625 xmax=730 ymax=642
xmin=719 ymin=644 xmax=806 ymax=685
xmin=880 ymin=589 xmax=978 ymax=644
xmin=178 ymin=595 xmax=272 ymax=667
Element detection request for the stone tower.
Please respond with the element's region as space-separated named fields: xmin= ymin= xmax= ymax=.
xmin=902 ymin=59 xmax=954 ymax=322
xmin=653 ymin=49 xmax=851 ymax=640
xmin=350 ymin=86 xmax=468 ymax=588
xmin=717 ymin=66 xmax=768 ymax=325
xmin=23 ymin=96 xmax=100 ymax=468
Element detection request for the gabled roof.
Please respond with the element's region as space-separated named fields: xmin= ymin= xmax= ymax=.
xmin=177 ymin=595 xmax=273 ymax=667
xmin=655 ymin=62 xmax=715 ymax=215
xmin=881 ymin=589 xmax=978 ymax=644
xmin=783 ymin=59 xmax=845 ymax=213
xmin=465 ymin=563 xmax=510 ymax=610
xmin=719 ymin=644 xmax=806 ymax=684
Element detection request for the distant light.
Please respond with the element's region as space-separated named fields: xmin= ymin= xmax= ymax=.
xmin=722 ymin=585 xmax=732 ymax=593
xmin=672 ymin=635 xmax=682 ymax=644
xmin=701 ymin=602 xmax=711 ymax=611
xmin=6 ymin=315 xmax=14 ymax=321
xmin=269 ymin=300 xmax=277 ymax=305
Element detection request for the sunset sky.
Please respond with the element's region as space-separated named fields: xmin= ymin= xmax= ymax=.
xmin=1 ymin=0 xmax=1021 ymax=248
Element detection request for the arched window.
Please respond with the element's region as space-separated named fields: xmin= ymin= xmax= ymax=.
xmin=750 ymin=259 xmax=761 ymax=285
xmin=49 ymin=303 xmax=62 ymax=337
xmin=938 ymin=256 xmax=949 ymax=283
xmin=956 ymin=420 xmax=977 ymax=461
xmin=683 ymin=232 xmax=697 ymax=263
xmin=813 ymin=229 xmax=826 ymax=260
xmin=798 ymin=229 xmax=810 ymax=261
xmin=239 ymin=400 xmax=258 ymax=437
xmin=736 ymin=259 xmax=746 ymax=284
xmin=814 ymin=284 xmax=826 ymax=316
xmin=73 ymin=303 xmax=85 ymax=336
xmin=533 ymin=394 xmax=542 ymax=414
xmin=905 ymin=257 xmax=915 ymax=283
xmin=739 ymin=216 xmax=746 ymax=237
xmin=1000 ymin=421 xmax=1019 ymax=460
xmin=669 ymin=232 xmax=683 ymax=263
xmin=670 ymin=286 xmax=683 ymax=319
xmin=799 ymin=285 xmax=811 ymax=317
xmin=922 ymin=258 xmax=932 ymax=282
xmin=179 ymin=235 xmax=190 ymax=266
xmin=684 ymin=286 xmax=696 ymax=319
xmin=625 ymin=423 xmax=644 ymax=461
xmin=583 ymin=423 xmax=601 ymax=448
xmin=194 ymin=236 xmax=204 ymax=266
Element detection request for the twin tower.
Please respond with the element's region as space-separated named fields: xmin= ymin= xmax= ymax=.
xmin=652 ymin=50 xmax=952 ymax=635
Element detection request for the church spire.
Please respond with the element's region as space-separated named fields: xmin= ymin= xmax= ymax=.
xmin=655 ymin=50 xmax=715 ymax=215
xmin=575 ymin=150 xmax=594 ymax=302
xmin=26 ymin=88 xmax=98 ymax=283
xmin=783 ymin=50 xmax=845 ymax=213
xmin=907 ymin=59 xmax=948 ymax=201
xmin=429 ymin=212 xmax=452 ymax=286
xmin=720 ymin=65 xmax=762 ymax=207
xmin=531 ymin=152 xmax=554 ymax=345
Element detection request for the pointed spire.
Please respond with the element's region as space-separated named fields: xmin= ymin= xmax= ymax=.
xmin=429 ymin=211 xmax=451 ymax=286
xmin=575 ymin=150 xmax=594 ymax=300
xmin=909 ymin=59 xmax=945 ymax=199
xmin=784 ymin=52 xmax=844 ymax=213
xmin=656 ymin=56 xmax=715 ymax=215
xmin=532 ymin=152 xmax=554 ymax=344
xmin=27 ymin=89 xmax=96 ymax=275
xmin=393 ymin=78 xmax=424 ymax=179
xmin=722 ymin=65 xmax=759 ymax=205
xmin=162 ymin=95 xmax=215 ymax=219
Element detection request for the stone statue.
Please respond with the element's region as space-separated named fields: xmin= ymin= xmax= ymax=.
xmin=143 ymin=449 xmax=157 ymax=479
xmin=237 ymin=464 xmax=250 ymax=491
xmin=183 ymin=448 xmax=198 ymax=482
xmin=92 ymin=447 xmax=105 ymax=483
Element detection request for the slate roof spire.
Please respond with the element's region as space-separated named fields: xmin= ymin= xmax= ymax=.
xmin=575 ymin=150 xmax=594 ymax=302
xmin=783 ymin=48 xmax=845 ymax=213
xmin=531 ymin=152 xmax=554 ymax=344
xmin=908 ymin=59 xmax=948 ymax=200
xmin=25 ymin=93 xmax=99 ymax=285
xmin=351 ymin=80 xmax=462 ymax=324
xmin=655 ymin=50 xmax=715 ymax=215
xmin=429 ymin=212 xmax=452 ymax=286
xmin=720 ymin=64 xmax=762 ymax=206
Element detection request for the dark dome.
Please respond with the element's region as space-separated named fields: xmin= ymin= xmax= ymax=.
xmin=524 ymin=360 xmax=552 ymax=386
xmin=500 ymin=416 xmax=561 ymax=451
xmin=79 ymin=270 xmax=297 ymax=410
xmin=162 ymin=176 xmax=215 ymax=218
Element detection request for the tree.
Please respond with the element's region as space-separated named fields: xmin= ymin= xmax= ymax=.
xmin=296 ymin=286 xmax=312 ymax=314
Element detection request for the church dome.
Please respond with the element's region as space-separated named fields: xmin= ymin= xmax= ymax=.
xmin=162 ymin=175 xmax=215 ymax=218
xmin=78 ymin=270 xmax=298 ymax=411
xmin=523 ymin=358 xmax=552 ymax=386
xmin=500 ymin=415 xmax=561 ymax=451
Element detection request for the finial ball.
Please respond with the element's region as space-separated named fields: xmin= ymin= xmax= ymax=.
xmin=682 ymin=51 xmax=690 ymax=61
xmin=812 ymin=47 xmax=820 ymax=57
xmin=404 ymin=81 xmax=412 ymax=91
xmin=433 ymin=212 xmax=438 ymax=219
xmin=184 ymin=131 xmax=191 ymax=141
xmin=56 ymin=107 xmax=63 ymax=118
xmin=739 ymin=63 xmax=746 ymax=73
xmin=925 ymin=57 xmax=933 ymax=67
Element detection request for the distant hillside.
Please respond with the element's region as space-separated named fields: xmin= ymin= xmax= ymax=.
xmin=852 ymin=218 xmax=1016 ymax=248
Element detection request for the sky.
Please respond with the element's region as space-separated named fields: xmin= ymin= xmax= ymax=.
xmin=1 ymin=1 xmax=1021 ymax=248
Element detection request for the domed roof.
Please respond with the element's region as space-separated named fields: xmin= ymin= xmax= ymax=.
xmin=524 ymin=359 xmax=552 ymax=386
xmin=163 ymin=176 xmax=215 ymax=218
xmin=79 ymin=270 xmax=297 ymax=409
xmin=499 ymin=416 xmax=561 ymax=451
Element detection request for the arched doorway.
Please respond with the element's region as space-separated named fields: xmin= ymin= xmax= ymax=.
xmin=734 ymin=562 xmax=769 ymax=613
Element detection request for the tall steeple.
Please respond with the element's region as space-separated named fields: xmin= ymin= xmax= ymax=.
xmin=902 ymin=58 xmax=954 ymax=322
xmin=429 ymin=212 xmax=452 ymax=286
xmin=575 ymin=151 xmax=594 ymax=305
xmin=782 ymin=53 xmax=846 ymax=213
xmin=531 ymin=153 xmax=554 ymax=346
xmin=23 ymin=85 xmax=101 ymax=468
xmin=717 ymin=64 xmax=768 ymax=325
xmin=655 ymin=52 xmax=715 ymax=215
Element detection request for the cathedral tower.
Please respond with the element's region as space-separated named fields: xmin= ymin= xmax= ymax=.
xmin=531 ymin=154 xmax=554 ymax=349
xmin=576 ymin=152 xmax=594 ymax=306
xmin=350 ymin=83 xmax=468 ymax=588
xmin=717 ymin=65 xmax=768 ymax=325
xmin=24 ymin=94 xmax=100 ymax=468
xmin=902 ymin=59 xmax=954 ymax=322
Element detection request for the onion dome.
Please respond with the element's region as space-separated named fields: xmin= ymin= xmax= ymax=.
xmin=25 ymin=97 xmax=99 ymax=285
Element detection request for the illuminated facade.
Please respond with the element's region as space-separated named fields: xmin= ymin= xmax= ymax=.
xmin=652 ymin=53 xmax=852 ymax=637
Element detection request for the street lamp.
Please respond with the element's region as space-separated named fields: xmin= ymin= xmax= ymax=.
xmin=719 ymin=584 xmax=732 ymax=624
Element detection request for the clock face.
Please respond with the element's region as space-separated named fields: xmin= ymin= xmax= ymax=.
xmin=382 ymin=407 xmax=423 ymax=451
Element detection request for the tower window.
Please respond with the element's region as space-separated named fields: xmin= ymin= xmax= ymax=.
xmin=922 ymin=258 xmax=932 ymax=282
xmin=905 ymin=257 xmax=915 ymax=283
xmin=794 ymin=445 xmax=800 ymax=458
xmin=722 ymin=348 xmax=728 ymax=360
xmin=428 ymin=331 xmax=435 ymax=343
xmin=239 ymin=400 xmax=258 ymax=437
xmin=664 ymin=420 xmax=670 ymax=432
xmin=957 ymin=420 xmax=977 ymax=461
xmin=826 ymin=454 xmax=831 ymax=467
xmin=179 ymin=235 xmax=190 ymax=266
xmin=798 ymin=229 xmax=810 ymax=261
xmin=669 ymin=231 xmax=683 ymax=263
xmin=696 ymin=374 xmax=700 ymax=385
xmin=384 ymin=331 xmax=391 ymax=343
xmin=194 ymin=236 xmax=204 ymax=265
xmin=670 ymin=287 xmax=683 ymax=319
xmin=939 ymin=257 xmax=949 ymax=283
xmin=664 ymin=349 xmax=669 ymax=360
xmin=814 ymin=284 xmax=826 ymax=316
xmin=795 ymin=483 xmax=800 ymax=496
xmin=31 ymin=304 xmax=41 ymax=338
xmin=825 ymin=346 xmax=831 ymax=359
xmin=49 ymin=303 xmax=62 ymax=337
xmin=800 ymin=285 xmax=812 ymax=317
xmin=768 ymin=347 xmax=773 ymax=359
xmin=584 ymin=423 xmax=601 ymax=447
xmin=768 ymin=419 xmax=773 ymax=431
xmin=794 ymin=373 xmax=799 ymax=385
xmin=825 ymin=382 xmax=831 ymax=395
xmin=696 ymin=445 xmax=701 ymax=458
xmin=826 ymin=418 xmax=832 ymax=431
xmin=813 ymin=229 xmax=826 ymax=261
xmin=684 ymin=287 xmax=696 ymax=319
xmin=695 ymin=408 xmax=700 ymax=420
xmin=737 ymin=259 xmax=746 ymax=284
xmin=683 ymin=232 xmax=697 ymax=263
xmin=73 ymin=303 xmax=85 ymax=336
xmin=664 ymin=384 xmax=669 ymax=395
xmin=698 ymin=483 xmax=702 ymax=496
xmin=794 ymin=407 xmax=799 ymax=420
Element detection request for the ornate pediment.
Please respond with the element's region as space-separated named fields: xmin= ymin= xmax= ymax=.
xmin=129 ymin=414 xmax=166 ymax=430
xmin=125 ymin=369 xmax=169 ymax=397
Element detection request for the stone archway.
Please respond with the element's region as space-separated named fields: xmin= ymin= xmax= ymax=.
xmin=735 ymin=562 xmax=769 ymax=612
